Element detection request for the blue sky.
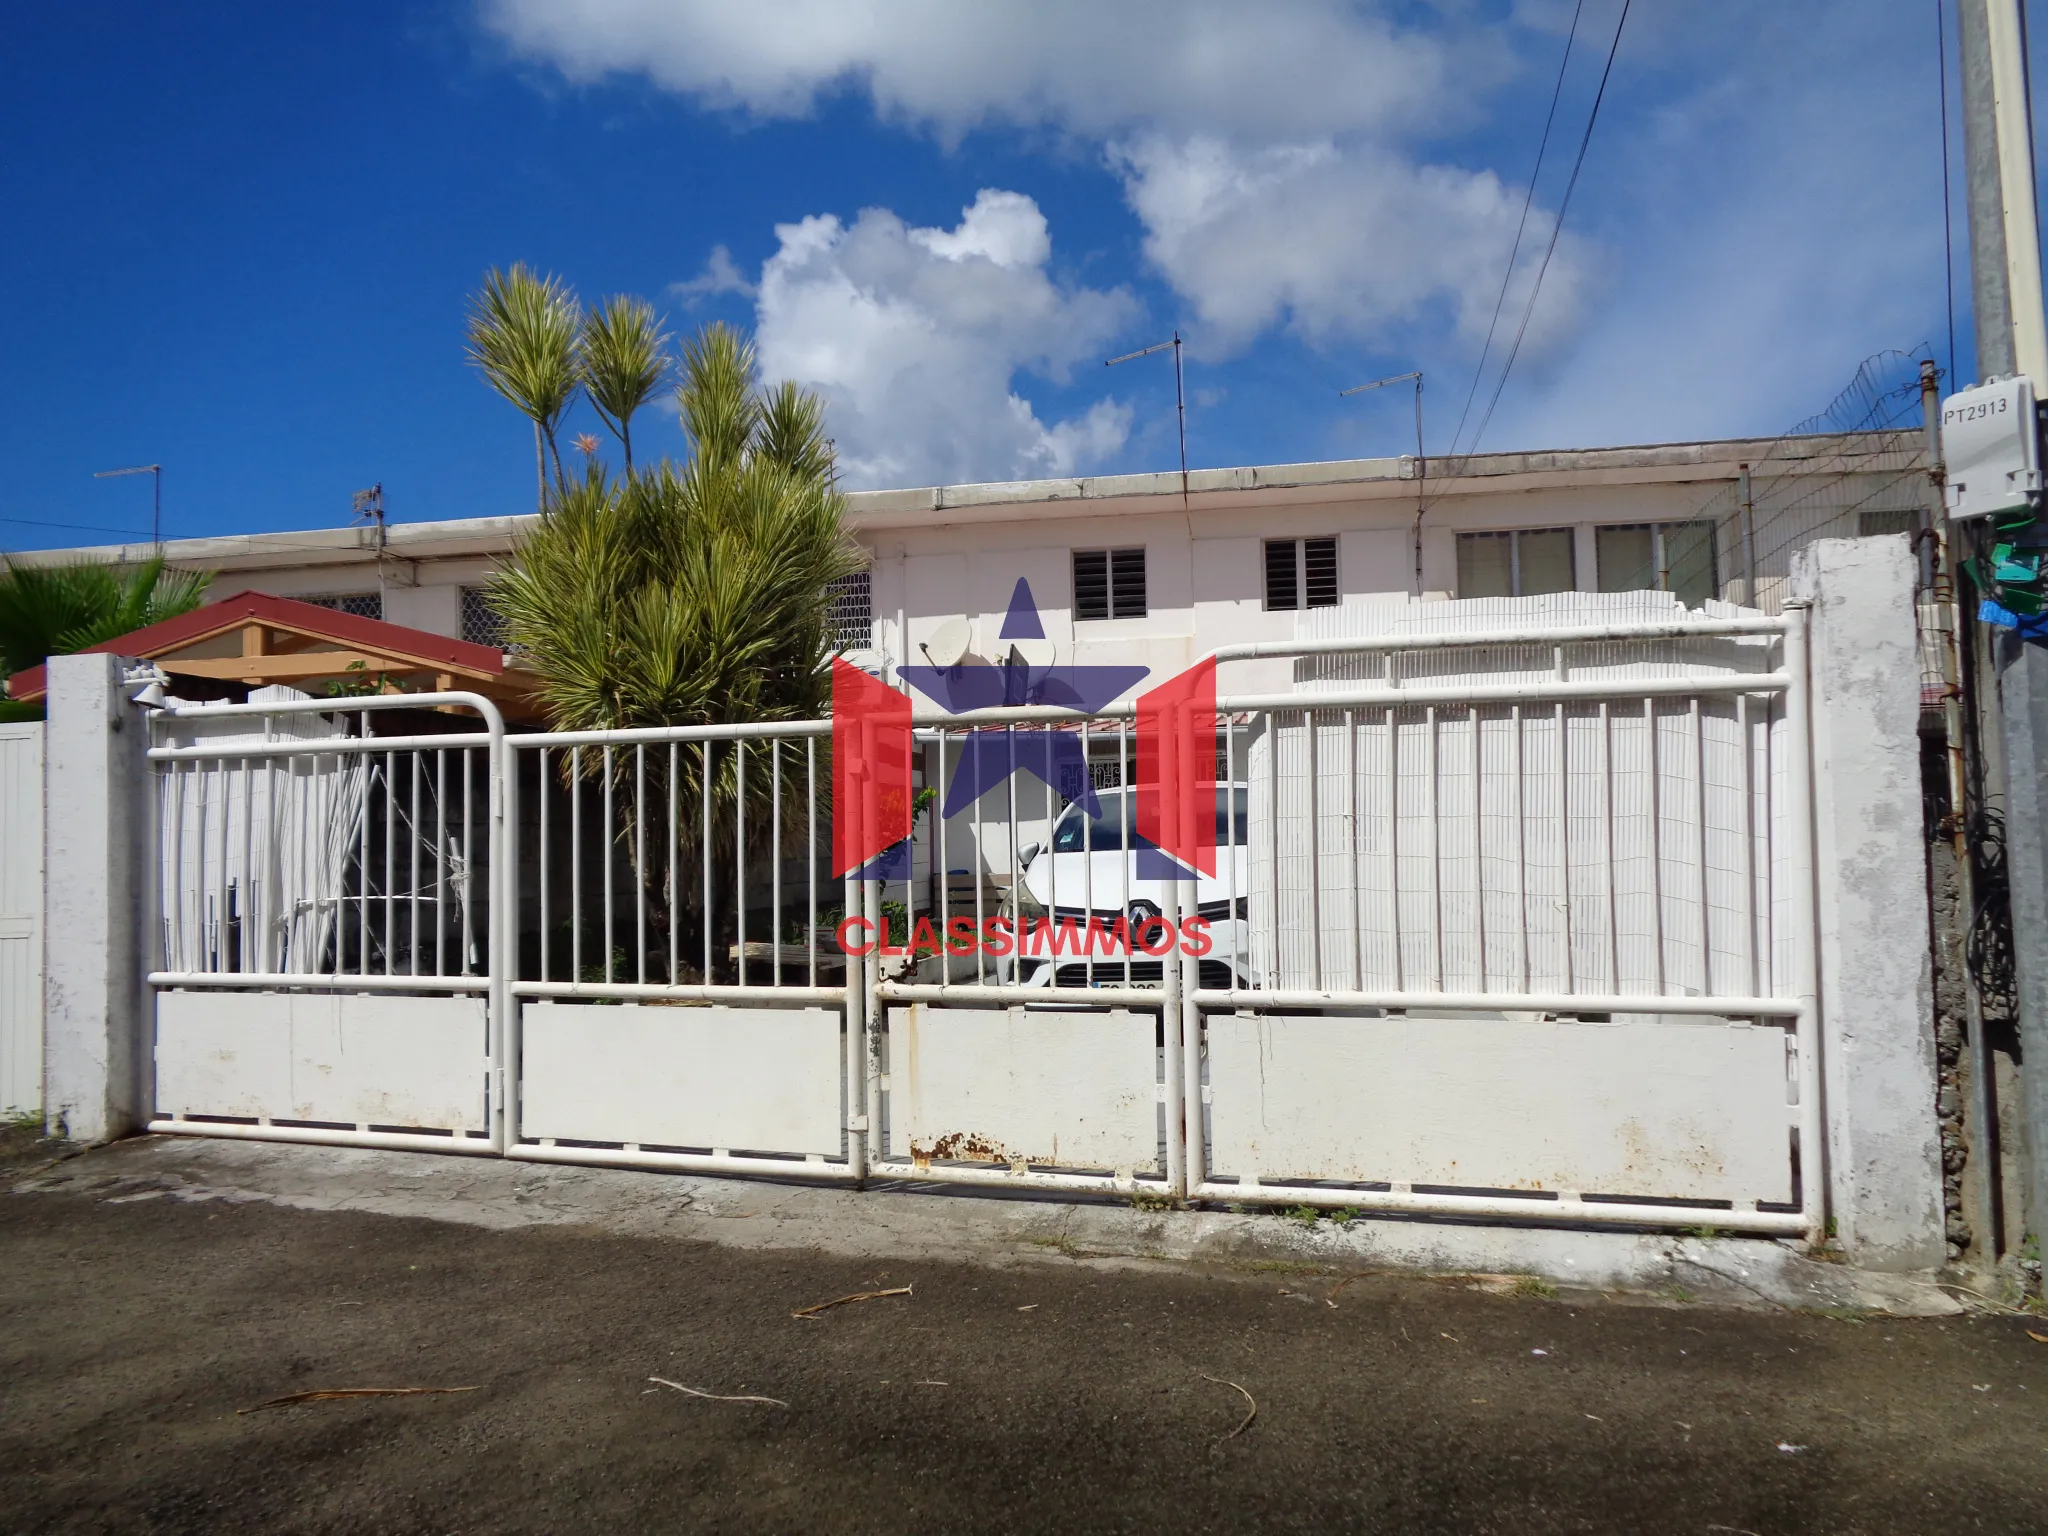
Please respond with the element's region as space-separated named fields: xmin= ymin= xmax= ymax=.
xmin=0 ymin=1 xmax=2006 ymax=551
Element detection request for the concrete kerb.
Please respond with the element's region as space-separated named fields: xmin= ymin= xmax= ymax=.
xmin=13 ymin=1135 xmax=1963 ymax=1317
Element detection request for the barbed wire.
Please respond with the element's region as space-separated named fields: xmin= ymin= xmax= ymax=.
xmin=1598 ymin=347 xmax=1936 ymax=612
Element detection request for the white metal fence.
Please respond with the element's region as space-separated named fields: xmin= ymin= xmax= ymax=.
xmin=142 ymin=611 xmax=1819 ymax=1240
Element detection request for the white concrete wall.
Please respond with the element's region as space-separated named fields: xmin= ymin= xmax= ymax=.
xmin=1794 ymin=535 xmax=1945 ymax=1271
xmin=42 ymin=654 xmax=154 ymax=1143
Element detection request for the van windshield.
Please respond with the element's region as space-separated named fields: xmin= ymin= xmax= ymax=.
xmin=1050 ymin=787 xmax=1248 ymax=853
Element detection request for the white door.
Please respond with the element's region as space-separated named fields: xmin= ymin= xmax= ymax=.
xmin=0 ymin=722 xmax=43 ymax=1114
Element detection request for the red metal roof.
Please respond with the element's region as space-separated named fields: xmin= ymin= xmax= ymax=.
xmin=6 ymin=589 xmax=507 ymax=701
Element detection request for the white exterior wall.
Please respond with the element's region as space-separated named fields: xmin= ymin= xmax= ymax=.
xmin=17 ymin=438 xmax=1926 ymax=717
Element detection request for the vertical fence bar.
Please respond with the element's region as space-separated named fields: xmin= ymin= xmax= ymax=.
xmin=570 ymin=747 xmax=582 ymax=985
xmin=410 ymin=751 xmax=422 ymax=976
xmin=1512 ymin=704 xmax=1530 ymax=992
xmin=1645 ymin=698 xmax=1665 ymax=995
xmin=1426 ymin=706 xmax=1443 ymax=990
xmin=1164 ymin=699 xmax=1189 ymax=1201
xmin=702 ymin=740 xmax=713 ymax=983
xmin=357 ymin=747 xmax=370 ymax=976
xmin=1600 ymin=701 xmax=1618 ymax=993
xmin=383 ymin=749 xmax=395 ymax=977
xmin=971 ymin=729 xmax=985 ymax=990
xmin=773 ymin=737 xmax=784 ymax=985
xmin=636 ymin=744 xmax=647 ymax=986
xmin=1345 ymin=708 xmax=1360 ymax=991
xmin=537 ymin=748 xmax=549 ymax=983
xmin=1470 ymin=707 xmax=1486 ymax=992
xmin=1387 ymin=706 xmax=1402 ymax=992
xmin=436 ymin=749 xmax=448 ymax=977
xmin=669 ymin=742 xmax=680 ymax=986
xmin=238 ymin=756 xmax=253 ymax=973
xmin=1690 ymin=695 xmax=1710 ymax=995
xmin=1739 ymin=691 xmax=1759 ymax=999
xmin=1781 ymin=604 xmax=1824 ymax=1245
xmin=462 ymin=746 xmax=475 ymax=974
xmin=1554 ymin=702 xmax=1571 ymax=996
xmin=493 ymin=715 xmax=515 ymax=1152
xmin=735 ymin=740 xmax=747 ymax=987
xmin=1306 ymin=709 xmax=1322 ymax=990
xmin=806 ymin=737 xmax=817 ymax=989
xmin=602 ymin=745 xmax=615 ymax=985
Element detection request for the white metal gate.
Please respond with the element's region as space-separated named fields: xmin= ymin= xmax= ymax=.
xmin=142 ymin=611 xmax=1820 ymax=1240
xmin=0 ymin=721 xmax=43 ymax=1115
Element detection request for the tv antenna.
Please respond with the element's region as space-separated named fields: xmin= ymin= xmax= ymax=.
xmin=352 ymin=484 xmax=392 ymax=609
xmin=93 ymin=463 xmax=162 ymax=546
xmin=1340 ymin=371 xmax=1426 ymax=598
xmin=1107 ymin=331 xmax=1189 ymax=517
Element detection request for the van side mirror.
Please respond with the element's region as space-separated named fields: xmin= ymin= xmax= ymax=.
xmin=1019 ymin=842 xmax=1042 ymax=867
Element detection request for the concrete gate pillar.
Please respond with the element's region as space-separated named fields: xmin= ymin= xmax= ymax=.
xmin=1792 ymin=535 xmax=1945 ymax=1271
xmin=42 ymin=653 xmax=154 ymax=1143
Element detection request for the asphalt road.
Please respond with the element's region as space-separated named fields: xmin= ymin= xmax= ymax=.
xmin=2 ymin=1135 xmax=2044 ymax=1534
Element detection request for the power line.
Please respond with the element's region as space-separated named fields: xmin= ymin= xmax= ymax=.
xmin=1448 ymin=0 xmax=1585 ymax=460
xmin=1462 ymin=0 xmax=1633 ymax=463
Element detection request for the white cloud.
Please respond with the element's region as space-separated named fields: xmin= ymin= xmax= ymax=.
xmin=1111 ymin=134 xmax=1588 ymax=359
xmin=668 ymin=244 xmax=755 ymax=306
xmin=753 ymin=189 xmax=1136 ymax=488
xmin=485 ymin=0 xmax=1955 ymax=460
xmin=478 ymin=1 xmax=1551 ymax=364
xmin=480 ymin=0 xmax=1468 ymax=144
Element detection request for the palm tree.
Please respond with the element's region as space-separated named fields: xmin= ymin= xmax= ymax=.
xmin=490 ymin=322 xmax=857 ymax=731
xmin=578 ymin=295 xmax=670 ymax=472
xmin=0 ymin=553 xmax=211 ymax=680
xmin=465 ymin=264 xmax=581 ymax=508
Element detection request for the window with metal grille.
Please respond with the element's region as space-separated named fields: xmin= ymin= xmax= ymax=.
xmin=1073 ymin=546 xmax=1146 ymax=620
xmin=1858 ymin=508 xmax=1916 ymax=538
xmin=301 ymin=592 xmax=383 ymax=621
xmin=460 ymin=586 xmax=507 ymax=648
xmin=1264 ymin=537 xmax=1339 ymax=610
xmin=1456 ymin=529 xmax=1576 ymax=599
xmin=1595 ymin=521 xmax=1717 ymax=606
xmin=827 ymin=570 xmax=873 ymax=649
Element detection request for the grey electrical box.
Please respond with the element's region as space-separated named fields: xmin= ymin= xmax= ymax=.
xmin=1943 ymin=375 xmax=2041 ymax=520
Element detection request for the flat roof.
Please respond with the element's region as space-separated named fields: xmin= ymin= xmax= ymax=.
xmin=12 ymin=429 xmax=1922 ymax=572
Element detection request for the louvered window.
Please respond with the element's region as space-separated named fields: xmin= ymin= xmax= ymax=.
xmin=1074 ymin=547 xmax=1146 ymax=620
xmin=1264 ymin=537 xmax=1338 ymax=610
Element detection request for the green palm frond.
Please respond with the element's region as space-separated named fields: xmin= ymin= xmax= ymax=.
xmin=0 ymin=554 xmax=211 ymax=680
xmin=487 ymin=324 xmax=857 ymax=738
xmin=466 ymin=264 xmax=582 ymax=502
xmin=579 ymin=295 xmax=670 ymax=471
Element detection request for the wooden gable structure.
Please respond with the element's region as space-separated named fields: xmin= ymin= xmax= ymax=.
xmin=5 ymin=590 xmax=541 ymax=720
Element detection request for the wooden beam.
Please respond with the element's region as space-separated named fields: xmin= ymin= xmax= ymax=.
xmin=159 ymin=651 xmax=495 ymax=682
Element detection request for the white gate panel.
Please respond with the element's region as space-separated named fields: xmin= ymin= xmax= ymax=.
xmin=1207 ymin=1013 xmax=1791 ymax=1203
xmin=520 ymin=1003 xmax=843 ymax=1155
xmin=0 ymin=721 xmax=43 ymax=1114
xmin=156 ymin=991 xmax=487 ymax=1130
xmin=886 ymin=1005 xmax=1158 ymax=1172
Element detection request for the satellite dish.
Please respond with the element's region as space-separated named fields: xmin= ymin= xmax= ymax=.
xmin=1006 ymin=637 xmax=1055 ymax=670
xmin=921 ymin=616 xmax=972 ymax=669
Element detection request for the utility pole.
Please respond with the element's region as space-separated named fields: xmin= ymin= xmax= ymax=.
xmin=1959 ymin=0 xmax=2048 ymax=1270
